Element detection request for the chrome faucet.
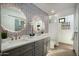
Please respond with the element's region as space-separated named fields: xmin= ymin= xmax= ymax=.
xmin=14 ymin=32 xmax=21 ymax=40
xmin=15 ymin=32 xmax=18 ymax=40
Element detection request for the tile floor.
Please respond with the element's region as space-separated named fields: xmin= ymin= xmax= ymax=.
xmin=47 ymin=43 xmax=76 ymax=56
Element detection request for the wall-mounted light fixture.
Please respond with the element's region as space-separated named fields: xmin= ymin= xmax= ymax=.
xmin=59 ymin=18 xmax=65 ymax=23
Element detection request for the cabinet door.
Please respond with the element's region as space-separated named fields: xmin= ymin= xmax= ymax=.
xmin=34 ymin=40 xmax=44 ymax=56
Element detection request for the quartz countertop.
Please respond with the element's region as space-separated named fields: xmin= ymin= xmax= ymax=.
xmin=1 ymin=33 xmax=49 ymax=52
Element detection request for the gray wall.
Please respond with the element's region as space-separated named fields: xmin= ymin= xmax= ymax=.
xmin=0 ymin=3 xmax=49 ymax=36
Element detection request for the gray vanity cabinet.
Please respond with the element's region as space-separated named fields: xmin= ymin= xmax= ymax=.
xmin=2 ymin=38 xmax=49 ymax=56
xmin=2 ymin=43 xmax=34 ymax=56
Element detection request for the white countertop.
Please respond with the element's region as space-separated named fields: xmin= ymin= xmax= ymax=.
xmin=1 ymin=33 xmax=49 ymax=52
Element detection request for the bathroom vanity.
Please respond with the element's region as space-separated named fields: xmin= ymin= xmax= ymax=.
xmin=1 ymin=33 xmax=50 ymax=56
xmin=1 ymin=5 xmax=49 ymax=56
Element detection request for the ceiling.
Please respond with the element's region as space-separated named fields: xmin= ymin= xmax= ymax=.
xmin=34 ymin=3 xmax=76 ymax=15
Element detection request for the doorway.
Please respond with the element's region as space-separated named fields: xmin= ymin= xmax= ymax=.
xmin=48 ymin=14 xmax=75 ymax=56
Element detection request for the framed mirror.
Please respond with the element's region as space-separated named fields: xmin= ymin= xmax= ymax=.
xmin=31 ymin=16 xmax=45 ymax=33
xmin=1 ymin=7 xmax=27 ymax=32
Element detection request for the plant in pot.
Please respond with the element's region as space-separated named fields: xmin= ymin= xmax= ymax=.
xmin=1 ymin=30 xmax=7 ymax=39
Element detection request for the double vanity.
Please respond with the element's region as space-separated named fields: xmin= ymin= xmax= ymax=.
xmin=1 ymin=33 xmax=50 ymax=56
xmin=1 ymin=5 xmax=49 ymax=56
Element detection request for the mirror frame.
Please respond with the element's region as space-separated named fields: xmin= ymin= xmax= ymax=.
xmin=1 ymin=6 xmax=27 ymax=33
